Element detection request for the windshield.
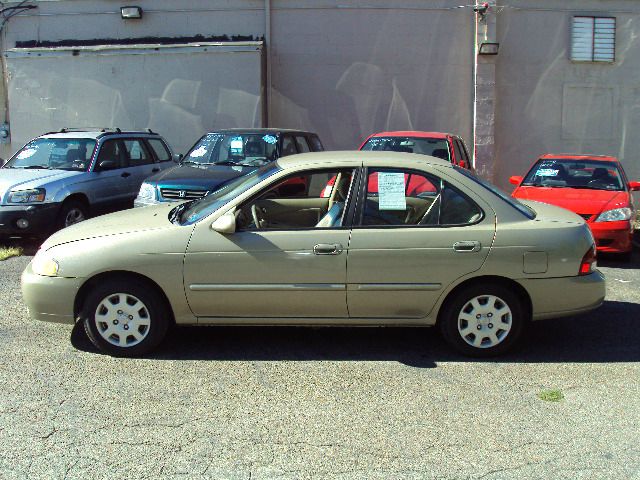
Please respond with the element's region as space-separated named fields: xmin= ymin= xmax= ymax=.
xmin=522 ymin=158 xmax=624 ymax=191
xmin=4 ymin=138 xmax=96 ymax=171
xmin=361 ymin=136 xmax=450 ymax=161
xmin=455 ymin=166 xmax=536 ymax=219
xmin=174 ymin=163 xmax=281 ymax=225
xmin=182 ymin=133 xmax=279 ymax=168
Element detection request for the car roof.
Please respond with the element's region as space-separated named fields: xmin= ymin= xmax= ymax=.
xmin=539 ymin=153 xmax=618 ymax=162
xmin=368 ymin=131 xmax=453 ymax=140
xmin=39 ymin=129 xmax=162 ymax=140
xmin=275 ymin=150 xmax=452 ymax=169
xmin=208 ymin=128 xmax=317 ymax=136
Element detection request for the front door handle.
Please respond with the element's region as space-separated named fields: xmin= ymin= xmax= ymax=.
xmin=121 ymin=172 xmax=131 ymax=178
xmin=453 ymin=241 xmax=481 ymax=253
xmin=152 ymin=167 xmax=160 ymax=173
xmin=313 ymin=243 xmax=343 ymax=255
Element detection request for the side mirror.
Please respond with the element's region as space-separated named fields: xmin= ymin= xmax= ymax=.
xmin=509 ymin=175 xmax=523 ymax=186
xmin=211 ymin=211 xmax=236 ymax=234
xmin=98 ymin=160 xmax=117 ymax=171
xmin=173 ymin=153 xmax=183 ymax=163
xmin=628 ymin=181 xmax=640 ymax=191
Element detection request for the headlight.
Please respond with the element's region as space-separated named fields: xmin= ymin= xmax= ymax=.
xmin=595 ymin=207 xmax=633 ymax=222
xmin=8 ymin=188 xmax=46 ymax=203
xmin=137 ymin=183 xmax=157 ymax=201
xmin=31 ymin=251 xmax=59 ymax=277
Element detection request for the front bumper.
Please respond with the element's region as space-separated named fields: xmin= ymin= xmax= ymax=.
xmin=21 ymin=261 xmax=83 ymax=324
xmin=0 ymin=203 xmax=60 ymax=236
xmin=518 ymin=270 xmax=606 ymax=321
xmin=588 ymin=220 xmax=633 ymax=254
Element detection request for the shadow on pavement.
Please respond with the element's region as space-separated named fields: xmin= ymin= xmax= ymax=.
xmin=597 ymin=250 xmax=640 ymax=270
xmin=71 ymin=300 xmax=640 ymax=367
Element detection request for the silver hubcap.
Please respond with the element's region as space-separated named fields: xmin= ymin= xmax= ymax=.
xmin=457 ymin=294 xmax=512 ymax=349
xmin=94 ymin=293 xmax=151 ymax=348
xmin=64 ymin=208 xmax=85 ymax=227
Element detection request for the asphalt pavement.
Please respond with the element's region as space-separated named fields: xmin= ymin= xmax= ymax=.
xmin=0 ymin=250 xmax=639 ymax=479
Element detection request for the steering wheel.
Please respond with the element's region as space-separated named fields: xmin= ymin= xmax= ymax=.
xmin=251 ymin=204 xmax=264 ymax=230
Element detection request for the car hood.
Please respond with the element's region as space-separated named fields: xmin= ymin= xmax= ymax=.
xmin=519 ymin=199 xmax=584 ymax=224
xmin=513 ymin=186 xmax=628 ymax=215
xmin=0 ymin=168 xmax=82 ymax=196
xmin=42 ymin=202 xmax=182 ymax=249
xmin=146 ymin=163 xmax=256 ymax=190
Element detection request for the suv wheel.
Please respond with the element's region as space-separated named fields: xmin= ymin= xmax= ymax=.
xmin=58 ymin=200 xmax=88 ymax=229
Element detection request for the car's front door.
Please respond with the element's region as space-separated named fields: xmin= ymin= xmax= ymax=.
xmin=183 ymin=167 xmax=358 ymax=320
xmin=90 ymin=139 xmax=130 ymax=207
xmin=346 ymin=167 xmax=496 ymax=319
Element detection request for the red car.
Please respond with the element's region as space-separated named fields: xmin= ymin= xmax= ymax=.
xmin=359 ymin=131 xmax=473 ymax=169
xmin=510 ymin=154 xmax=640 ymax=260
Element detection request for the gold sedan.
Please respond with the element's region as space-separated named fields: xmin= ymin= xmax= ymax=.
xmin=22 ymin=152 xmax=605 ymax=357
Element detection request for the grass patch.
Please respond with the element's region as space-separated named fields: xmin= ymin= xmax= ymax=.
xmin=0 ymin=246 xmax=23 ymax=261
xmin=537 ymin=389 xmax=564 ymax=402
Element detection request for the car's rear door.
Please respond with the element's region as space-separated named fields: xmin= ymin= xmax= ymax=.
xmin=346 ymin=166 xmax=496 ymax=319
xmin=120 ymin=138 xmax=161 ymax=200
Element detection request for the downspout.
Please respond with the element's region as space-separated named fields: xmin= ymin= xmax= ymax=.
xmin=264 ymin=0 xmax=272 ymax=127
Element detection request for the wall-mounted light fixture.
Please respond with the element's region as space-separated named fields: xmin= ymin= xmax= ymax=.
xmin=121 ymin=6 xmax=143 ymax=19
xmin=478 ymin=42 xmax=499 ymax=55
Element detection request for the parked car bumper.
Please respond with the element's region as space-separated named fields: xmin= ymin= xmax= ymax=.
xmin=21 ymin=261 xmax=82 ymax=324
xmin=519 ymin=270 xmax=606 ymax=321
xmin=588 ymin=220 xmax=633 ymax=254
xmin=0 ymin=203 xmax=60 ymax=236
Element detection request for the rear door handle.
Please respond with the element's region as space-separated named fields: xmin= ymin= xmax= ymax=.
xmin=453 ymin=241 xmax=481 ymax=252
xmin=152 ymin=167 xmax=160 ymax=173
xmin=121 ymin=172 xmax=131 ymax=178
xmin=313 ymin=243 xmax=343 ymax=255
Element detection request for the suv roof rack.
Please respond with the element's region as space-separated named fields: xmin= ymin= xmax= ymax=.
xmin=59 ymin=127 xmax=122 ymax=133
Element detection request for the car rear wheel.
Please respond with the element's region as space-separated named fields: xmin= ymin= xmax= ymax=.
xmin=440 ymin=283 xmax=526 ymax=357
xmin=82 ymin=278 xmax=170 ymax=357
xmin=57 ymin=200 xmax=88 ymax=230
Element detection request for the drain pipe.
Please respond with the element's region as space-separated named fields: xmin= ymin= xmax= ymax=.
xmin=264 ymin=0 xmax=272 ymax=127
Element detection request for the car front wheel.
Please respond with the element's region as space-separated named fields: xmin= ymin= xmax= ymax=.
xmin=82 ymin=278 xmax=170 ymax=357
xmin=440 ymin=283 xmax=526 ymax=357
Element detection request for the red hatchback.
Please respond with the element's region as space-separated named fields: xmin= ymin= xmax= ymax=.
xmin=359 ymin=131 xmax=473 ymax=169
xmin=510 ymin=154 xmax=640 ymax=260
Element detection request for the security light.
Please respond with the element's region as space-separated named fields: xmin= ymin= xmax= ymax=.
xmin=121 ymin=6 xmax=143 ymax=19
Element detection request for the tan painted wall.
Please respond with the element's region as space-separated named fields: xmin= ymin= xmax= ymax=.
xmin=494 ymin=0 xmax=640 ymax=188
xmin=1 ymin=0 xmax=474 ymax=157
xmin=3 ymin=0 xmax=640 ymax=191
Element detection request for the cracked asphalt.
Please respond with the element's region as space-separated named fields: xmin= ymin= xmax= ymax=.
xmin=1 ymin=249 xmax=639 ymax=479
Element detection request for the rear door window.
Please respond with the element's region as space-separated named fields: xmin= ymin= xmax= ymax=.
xmin=309 ymin=135 xmax=324 ymax=151
xmin=123 ymin=139 xmax=153 ymax=166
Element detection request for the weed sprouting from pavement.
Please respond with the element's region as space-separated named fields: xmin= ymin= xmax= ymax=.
xmin=0 ymin=246 xmax=23 ymax=261
xmin=538 ymin=389 xmax=564 ymax=402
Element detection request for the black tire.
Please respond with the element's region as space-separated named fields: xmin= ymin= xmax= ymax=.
xmin=57 ymin=199 xmax=88 ymax=230
xmin=439 ymin=283 xmax=526 ymax=357
xmin=81 ymin=278 xmax=170 ymax=357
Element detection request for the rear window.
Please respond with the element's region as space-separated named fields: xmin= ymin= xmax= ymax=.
xmin=455 ymin=166 xmax=536 ymax=219
xmin=361 ymin=136 xmax=450 ymax=161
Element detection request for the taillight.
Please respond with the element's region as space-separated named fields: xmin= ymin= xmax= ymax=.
xmin=579 ymin=244 xmax=597 ymax=275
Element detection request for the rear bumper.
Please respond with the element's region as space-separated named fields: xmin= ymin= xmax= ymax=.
xmin=589 ymin=220 xmax=633 ymax=253
xmin=0 ymin=203 xmax=60 ymax=236
xmin=518 ymin=270 xmax=606 ymax=321
xmin=21 ymin=262 xmax=83 ymax=324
